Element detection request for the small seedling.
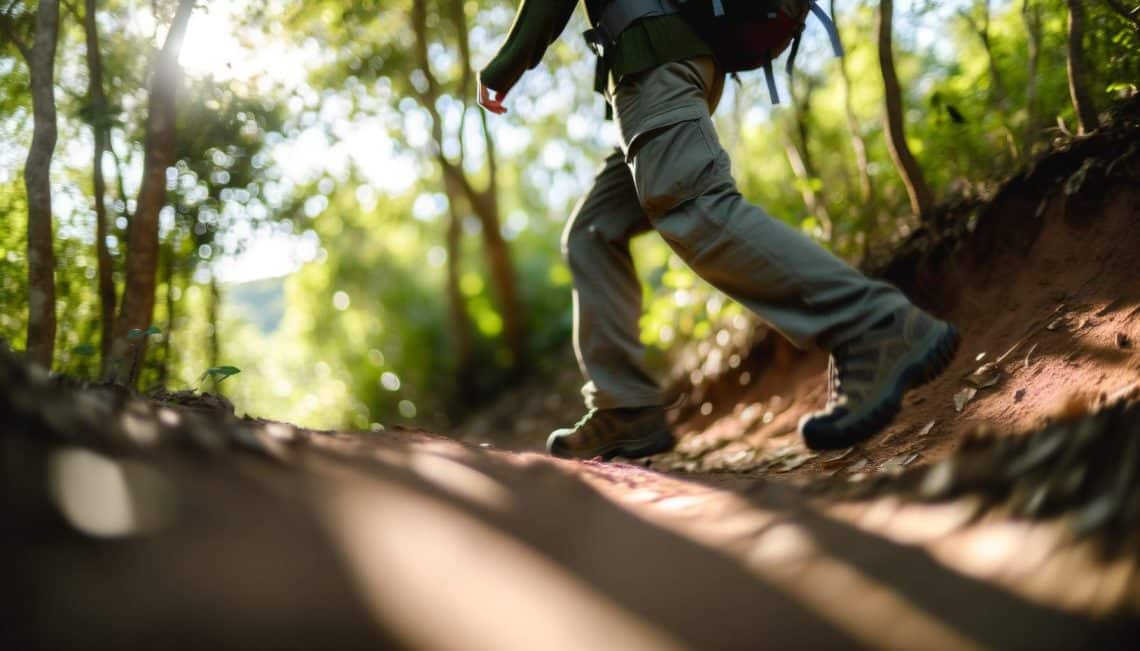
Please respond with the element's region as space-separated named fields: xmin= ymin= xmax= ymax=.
xmin=107 ymin=325 xmax=163 ymax=385
xmin=198 ymin=365 xmax=241 ymax=391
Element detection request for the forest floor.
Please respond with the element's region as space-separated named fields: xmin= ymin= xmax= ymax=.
xmin=5 ymin=103 xmax=1140 ymax=649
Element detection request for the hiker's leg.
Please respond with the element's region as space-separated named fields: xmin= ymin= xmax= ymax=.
xmin=613 ymin=58 xmax=908 ymax=350
xmin=563 ymin=149 xmax=659 ymax=409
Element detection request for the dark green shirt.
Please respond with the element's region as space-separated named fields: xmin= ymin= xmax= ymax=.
xmin=479 ymin=0 xmax=712 ymax=96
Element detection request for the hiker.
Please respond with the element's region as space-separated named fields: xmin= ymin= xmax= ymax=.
xmin=477 ymin=0 xmax=960 ymax=459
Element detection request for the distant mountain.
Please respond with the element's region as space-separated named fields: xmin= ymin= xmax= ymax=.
xmin=226 ymin=275 xmax=286 ymax=334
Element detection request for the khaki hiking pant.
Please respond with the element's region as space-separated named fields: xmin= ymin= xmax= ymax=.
xmin=562 ymin=56 xmax=909 ymax=410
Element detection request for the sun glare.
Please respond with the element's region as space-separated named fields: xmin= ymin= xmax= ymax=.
xmin=178 ymin=1 xmax=306 ymax=86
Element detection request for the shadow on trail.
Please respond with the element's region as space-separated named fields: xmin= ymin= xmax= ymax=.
xmin=306 ymin=432 xmax=1136 ymax=649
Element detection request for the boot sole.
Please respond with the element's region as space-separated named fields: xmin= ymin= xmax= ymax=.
xmin=802 ymin=322 xmax=961 ymax=451
xmin=547 ymin=427 xmax=676 ymax=461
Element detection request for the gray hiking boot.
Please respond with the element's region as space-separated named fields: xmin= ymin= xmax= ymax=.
xmin=547 ymin=406 xmax=675 ymax=460
xmin=800 ymin=305 xmax=960 ymax=451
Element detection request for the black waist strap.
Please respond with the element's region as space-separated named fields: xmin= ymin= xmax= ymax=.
xmin=583 ymin=0 xmax=683 ymax=55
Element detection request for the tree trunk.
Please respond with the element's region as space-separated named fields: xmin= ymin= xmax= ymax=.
xmin=109 ymin=0 xmax=194 ymax=384
xmin=473 ymin=113 xmax=527 ymax=372
xmin=22 ymin=0 xmax=61 ymax=369
xmin=1022 ymin=0 xmax=1042 ymax=149
xmin=786 ymin=76 xmax=832 ymax=244
xmin=412 ymin=0 xmax=528 ymax=374
xmin=1066 ymin=0 xmax=1100 ymax=135
xmin=208 ymin=274 xmax=220 ymax=378
xmin=878 ymin=0 xmax=934 ymax=221
xmin=158 ymin=238 xmax=176 ymax=388
xmin=83 ymin=0 xmax=117 ymax=368
xmin=443 ymin=186 xmax=476 ymax=400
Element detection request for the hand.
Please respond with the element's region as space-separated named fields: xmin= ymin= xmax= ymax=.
xmin=478 ymin=80 xmax=509 ymax=115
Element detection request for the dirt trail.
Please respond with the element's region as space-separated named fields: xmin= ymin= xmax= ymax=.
xmin=5 ymin=106 xmax=1140 ymax=649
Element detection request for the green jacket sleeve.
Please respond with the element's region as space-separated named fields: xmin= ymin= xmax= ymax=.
xmin=478 ymin=0 xmax=578 ymax=94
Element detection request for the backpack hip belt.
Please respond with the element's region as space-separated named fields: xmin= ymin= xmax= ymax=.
xmin=583 ymin=0 xmax=843 ymax=104
xmin=583 ymin=0 xmax=685 ymax=57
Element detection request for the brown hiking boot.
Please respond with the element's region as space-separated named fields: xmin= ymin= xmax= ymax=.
xmin=547 ymin=406 xmax=675 ymax=460
xmin=799 ymin=305 xmax=960 ymax=450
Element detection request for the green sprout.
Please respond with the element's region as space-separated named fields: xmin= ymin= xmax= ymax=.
xmin=107 ymin=325 xmax=163 ymax=386
xmin=198 ymin=365 xmax=241 ymax=391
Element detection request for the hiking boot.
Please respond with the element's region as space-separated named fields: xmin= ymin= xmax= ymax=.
xmin=547 ymin=406 xmax=675 ymax=460
xmin=800 ymin=306 xmax=960 ymax=451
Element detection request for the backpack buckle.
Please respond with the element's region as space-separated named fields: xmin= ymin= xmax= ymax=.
xmin=583 ymin=27 xmax=611 ymax=58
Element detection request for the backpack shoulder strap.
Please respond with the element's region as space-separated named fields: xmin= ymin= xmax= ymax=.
xmin=807 ymin=0 xmax=844 ymax=57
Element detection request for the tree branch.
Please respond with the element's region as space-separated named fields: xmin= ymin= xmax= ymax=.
xmin=0 ymin=13 xmax=31 ymax=60
xmin=60 ymin=0 xmax=80 ymax=21
xmin=1102 ymin=0 xmax=1140 ymax=31
xmin=448 ymin=0 xmax=473 ymax=162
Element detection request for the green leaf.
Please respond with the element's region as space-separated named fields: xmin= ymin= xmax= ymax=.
xmin=72 ymin=343 xmax=97 ymax=356
xmin=144 ymin=325 xmax=162 ymax=336
xmin=200 ymin=365 xmax=242 ymax=385
xmin=127 ymin=328 xmax=144 ymax=340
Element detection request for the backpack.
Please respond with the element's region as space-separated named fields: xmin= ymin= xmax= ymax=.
xmin=584 ymin=0 xmax=843 ymax=103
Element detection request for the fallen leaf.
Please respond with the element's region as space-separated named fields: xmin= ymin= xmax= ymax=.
xmin=918 ymin=420 xmax=936 ymax=437
xmin=953 ymin=387 xmax=978 ymax=412
xmin=880 ymin=455 xmax=909 ymax=476
xmin=1046 ymin=317 xmax=1066 ymax=331
xmin=725 ymin=449 xmax=756 ymax=466
xmin=848 ymin=458 xmax=868 ymax=472
xmin=775 ymin=452 xmax=817 ymax=473
xmin=965 ymin=362 xmax=1002 ymax=389
xmin=919 ymin=460 xmax=957 ymax=498
xmin=821 ymin=448 xmax=854 ymax=468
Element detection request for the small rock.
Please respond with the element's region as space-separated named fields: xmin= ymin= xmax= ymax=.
xmin=1014 ymin=388 xmax=1026 ymax=403
xmin=1117 ymin=332 xmax=1132 ymax=349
